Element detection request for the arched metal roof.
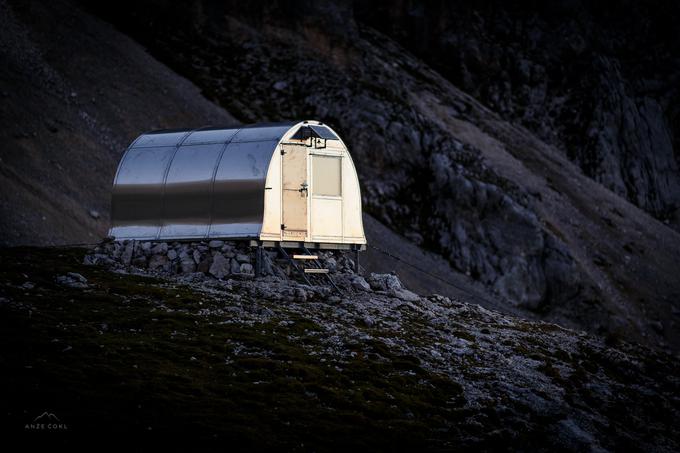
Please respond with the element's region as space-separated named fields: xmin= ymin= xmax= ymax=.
xmin=109 ymin=121 xmax=347 ymax=241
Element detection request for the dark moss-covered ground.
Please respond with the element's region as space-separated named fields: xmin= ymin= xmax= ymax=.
xmin=0 ymin=247 xmax=465 ymax=450
xmin=1 ymin=246 xmax=678 ymax=451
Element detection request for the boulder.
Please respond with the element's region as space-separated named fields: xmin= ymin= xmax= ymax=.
xmin=150 ymin=243 xmax=168 ymax=255
xmin=391 ymin=288 xmax=420 ymax=302
xmin=236 ymin=253 xmax=251 ymax=264
xmin=208 ymin=240 xmax=224 ymax=249
xmin=368 ymin=273 xmax=403 ymax=291
xmin=240 ymin=263 xmax=254 ymax=274
xmin=209 ymin=252 xmax=230 ymax=279
xmin=83 ymin=253 xmax=114 ymax=266
xmin=179 ymin=251 xmax=196 ymax=273
xmin=351 ymin=275 xmax=371 ymax=292
xmin=140 ymin=241 xmax=152 ymax=256
xmin=180 ymin=259 xmax=196 ymax=274
xmin=55 ymin=273 xmax=88 ymax=289
xmin=230 ymin=258 xmax=241 ymax=274
xmin=68 ymin=272 xmax=87 ymax=283
xmin=148 ymin=254 xmax=169 ymax=271
xmin=120 ymin=241 xmax=134 ymax=265
xmin=325 ymin=257 xmax=338 ymax=272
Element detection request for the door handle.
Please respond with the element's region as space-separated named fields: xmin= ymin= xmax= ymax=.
xmin=299 ymin=182 xmax=308 ymax=196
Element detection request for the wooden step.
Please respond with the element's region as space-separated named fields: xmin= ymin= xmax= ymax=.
xmin=293 ymin=254 xmax=318 ymax=260
xmin=304 ymin=268 xmax=328 ymax=274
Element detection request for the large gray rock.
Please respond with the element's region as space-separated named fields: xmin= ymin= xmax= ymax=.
xmin=67 ymin=272 xmax=87 ymax=283
xmin=148 ymin=254 xmax=169 ymax=271
xmin=391 ymin=287 xmax=420 ymax=302
xmin=83 ymin=253 xmax=114 ymax=266
xmin=140 ymin=241 xmax=152 ymax=256
xmin=150 ymin=243 xmax=168 ymax=255
xmin=120 ymin=241 xmax=134 ymax=265
xmin=235 ymin=253 xmax=251 ymax=264
xmin=325 ymin=257 xmax=338 ymax=272
xmin=179 ymin=251 xmax=196 ymax=274
xmin=192 ymin=249 xmax=202 ymax=265
xmin=55 ymin=273 xmax=89 ymax=289
xmin=368 ymin=273 xmax=403 ymax=292
xmin=352 ymin=275 xmax=371 ymax=292
xmin=208 ymin=240 xmax=224 ymax=249
xmin=240 ymin=263 xmax=254 ymax=275
xmin=209 ymin=252 xmax=230 ymax=279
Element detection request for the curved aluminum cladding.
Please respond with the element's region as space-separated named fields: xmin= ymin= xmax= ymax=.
xmin=110 ymin=123 xmax=294 ymax=240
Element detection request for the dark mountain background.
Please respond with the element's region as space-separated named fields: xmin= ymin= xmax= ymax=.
xmin=359 ymin=0 xmax=680 ymax=226
xmin=2 ymin=0 xmax=680 ymax=354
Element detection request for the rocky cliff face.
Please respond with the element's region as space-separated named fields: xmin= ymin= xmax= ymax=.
xmin=86 ymin=0 xmax=680 ymax=351
xmin=357 ymin=0 xmax=680 ymax=227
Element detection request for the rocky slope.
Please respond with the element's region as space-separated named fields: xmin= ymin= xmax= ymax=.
xmin=2 ymin=3 xmax=679 ymax=447
xmin=0 ymin=0 xmax=500 ymax=326
xmin=1 ymin=244 xmax=678 ymax=450
xmin=2 ymin=0 xmax=680 ymax=352
xmin=0 ymin=0 xmax=236 ymax=246
xmin=86 ymin=1 xmax=680 ymax=350
xmin=358 ymin=0 xmax=680 ymax=228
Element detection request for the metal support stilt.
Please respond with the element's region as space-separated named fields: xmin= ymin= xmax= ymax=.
xmin=255 ymin=245 xmax=263 ymax=278
xmin=355 ymin=248 xmax=360 ymax=274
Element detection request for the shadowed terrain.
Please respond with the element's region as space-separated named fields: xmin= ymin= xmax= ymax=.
xmin=1 ymin=245 xmax=678 ymax=450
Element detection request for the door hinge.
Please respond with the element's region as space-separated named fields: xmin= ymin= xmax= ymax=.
xmin=281 ymin=224 xmax=286 ymax=230
xmin=280 ymin=149 xmax=286 ymax=155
